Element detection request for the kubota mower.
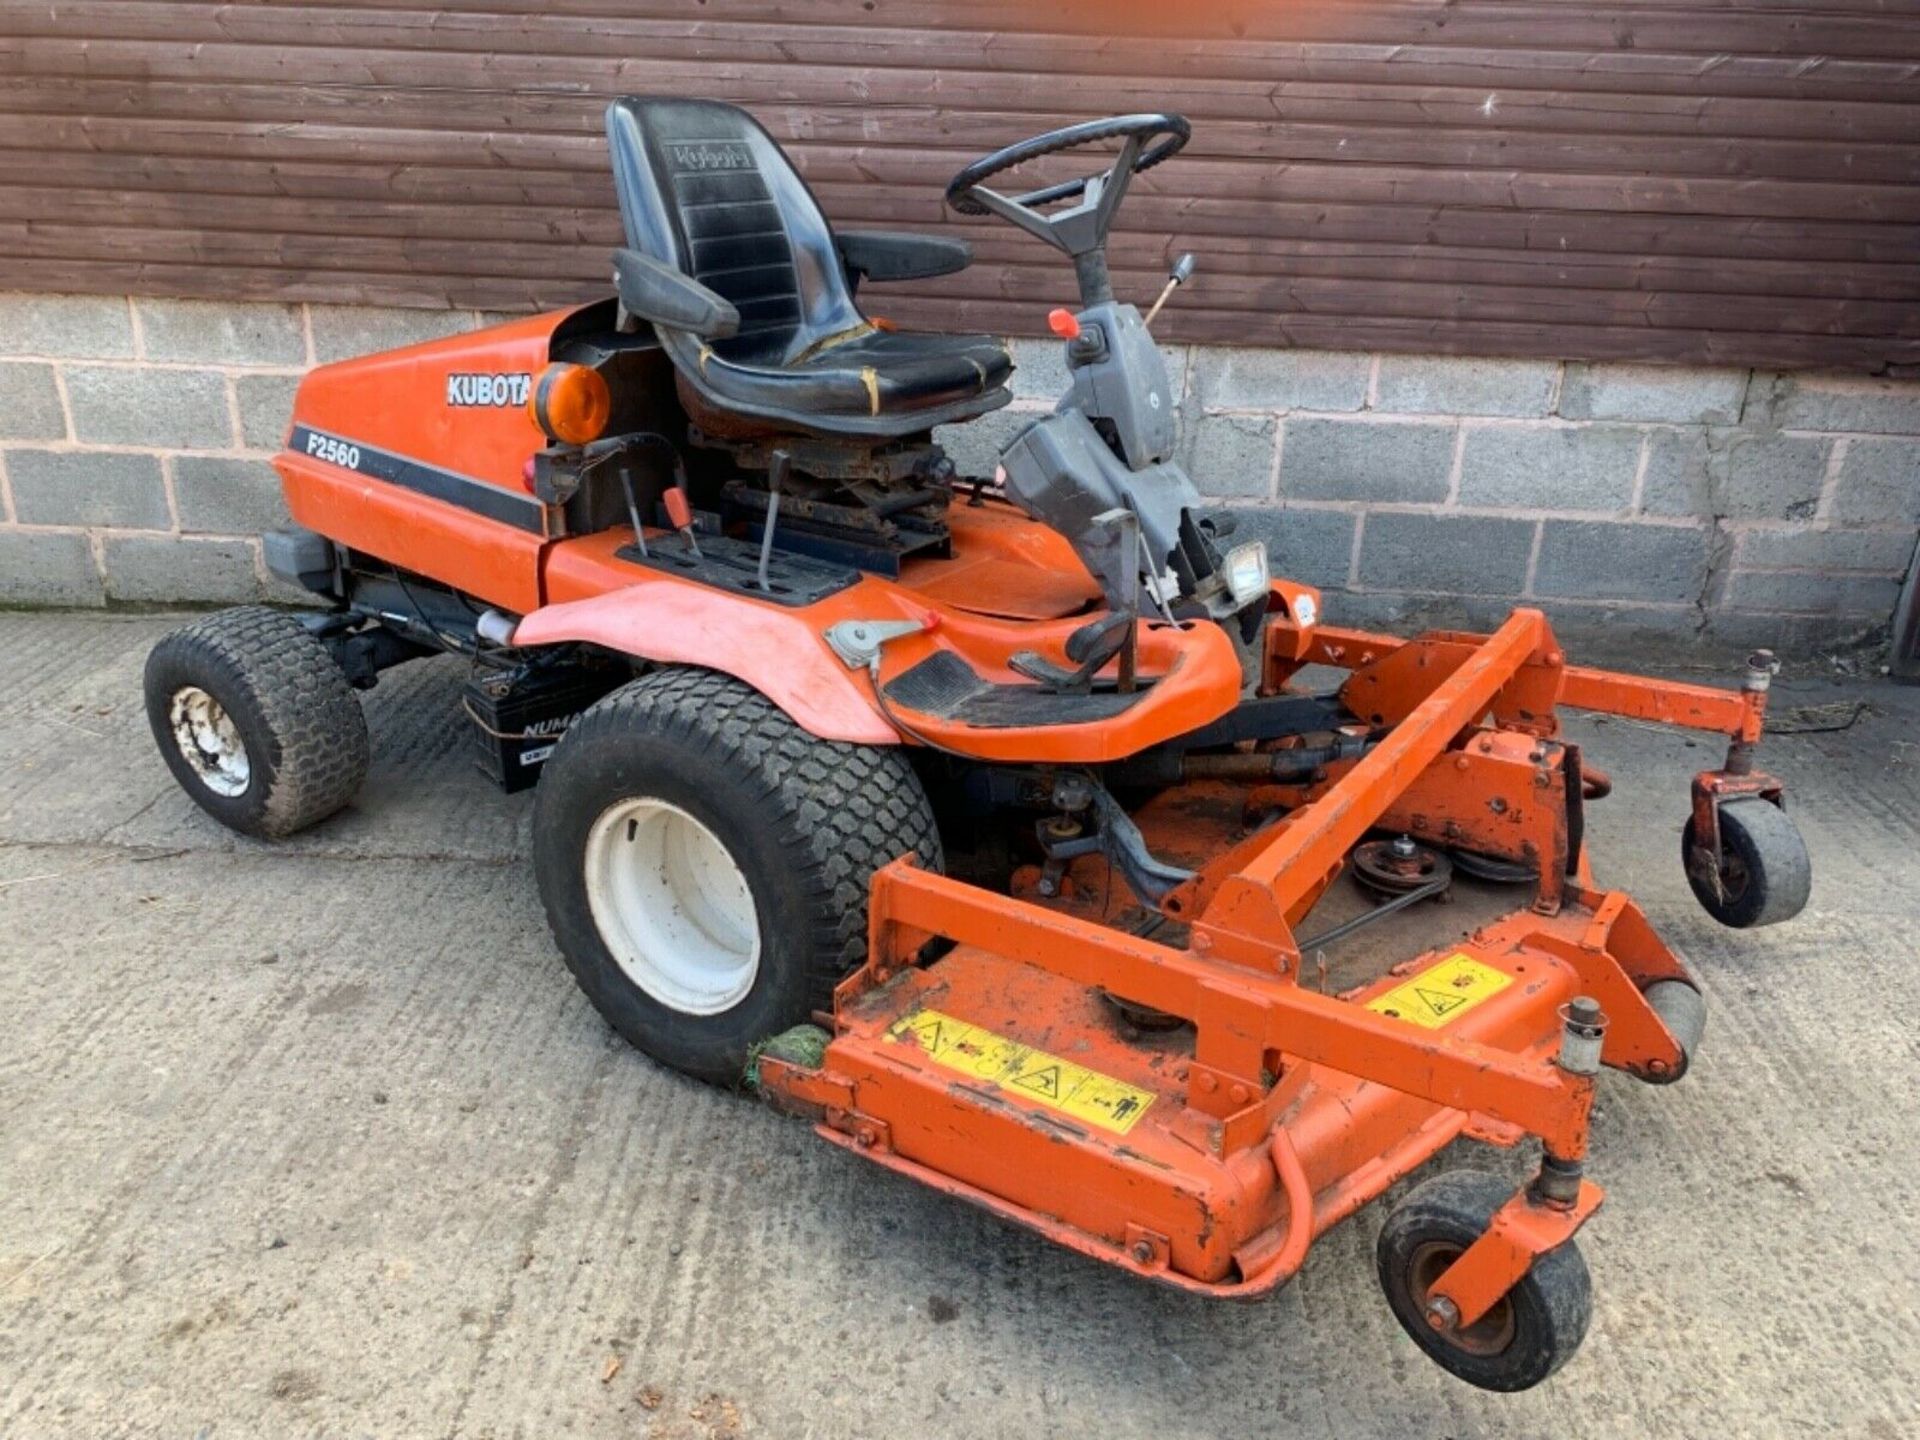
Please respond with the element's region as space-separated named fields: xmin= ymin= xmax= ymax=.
xmin=144 ymin=101 xmax=1812 ymax=1391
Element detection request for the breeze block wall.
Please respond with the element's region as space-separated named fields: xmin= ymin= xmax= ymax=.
xmin=946 ymin=341 xmax=1920 ymax=656
xmin=0 ymin=293 xmax=480 ymax=608
xmin=3 ymin=291 xmax=1916 ymax=659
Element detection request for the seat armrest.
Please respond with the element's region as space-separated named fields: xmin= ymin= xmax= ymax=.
xmin=612 ymin=248 xmax=740 ymax=339
xmin=835 ymin=230 xmax=973 ymax=284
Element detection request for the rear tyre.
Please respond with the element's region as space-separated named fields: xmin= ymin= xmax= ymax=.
xmin=143 ymin=606 xmax=368 ymax=838
xmin=1376 ymin=1170 xmax=1591 ymax=1392
xmin=532 ymin=667 xmax=941 ymax=1084
xmin=1682 ymin=798 xmax=1811 ymax=929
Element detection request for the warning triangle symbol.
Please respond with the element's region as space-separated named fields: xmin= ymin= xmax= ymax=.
xmin=1414 ymin=987 xmax=1468 ymax=1018
xmin=1014 ymin=1064 xmax=1062 ymax=1099
xmin=908 ymin=1018 xmax=944 ymax=1052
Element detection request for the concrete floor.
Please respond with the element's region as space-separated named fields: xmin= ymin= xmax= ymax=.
xmin=2 ymin=609 xmax=1916 ymax=1440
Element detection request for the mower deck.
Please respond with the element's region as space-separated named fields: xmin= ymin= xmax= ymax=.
xmin=763 ymin=864 xmax=1661 ymax=1296
xmin=759 ymin=606 xmax=1746 ymax=1313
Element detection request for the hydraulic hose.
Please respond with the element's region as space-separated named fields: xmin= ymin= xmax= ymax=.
xmin=1267 ymin=1129 xmax=1317 ymax=1285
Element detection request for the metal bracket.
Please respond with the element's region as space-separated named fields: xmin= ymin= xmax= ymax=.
xmin=823 ymin=618 xmax=932 ymax=669
xmin=1123 ymin=1222 xmax=1172 ymax=1270
xmin=1427 ymin=1178 xmax=1604 ymax=1329
xmin=1686 ymin=768 xmax=1785 ymax=903
xmin=825 ymin=1108 xmax=894 ymax=1155
xmin=1034 ymin=776 xmax=1196 ymax=905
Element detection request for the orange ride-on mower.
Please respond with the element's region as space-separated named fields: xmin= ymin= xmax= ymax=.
xmin=144 ymin=101 xmax=1812 ymax=1391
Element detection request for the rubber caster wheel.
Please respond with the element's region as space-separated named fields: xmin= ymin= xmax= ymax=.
xmin=144 ymin=606 xmax=368 ymax=839
xmin=1376 ymin=1170 xmax=1591 ymax=1392
xmin=1682 ymin=798 xmax=1811 ymax=929
xmin=1642 ymin=979 xmax=1706 ymax=1082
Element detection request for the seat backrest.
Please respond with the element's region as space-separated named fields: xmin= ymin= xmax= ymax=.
xmin=605 ymin=97 xmax=863 ymax=367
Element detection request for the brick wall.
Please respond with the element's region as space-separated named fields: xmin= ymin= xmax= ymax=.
xmin=3 ymin=291 xmax=1916 ymax=658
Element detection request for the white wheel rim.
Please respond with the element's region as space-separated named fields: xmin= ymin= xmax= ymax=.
xmin=169 ymin=685 xmax=251 ymax=797
xmin=583 ymin=798 xmax=761 ymax=1016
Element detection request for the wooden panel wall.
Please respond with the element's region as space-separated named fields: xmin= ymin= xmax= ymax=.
xmin=3 ymin=0 xmax=1917 ymax=368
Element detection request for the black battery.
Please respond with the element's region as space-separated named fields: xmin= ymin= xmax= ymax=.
xmin=464 ymin=662 xmax=623 ymax=793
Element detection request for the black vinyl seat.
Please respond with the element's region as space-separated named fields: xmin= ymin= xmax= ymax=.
xmin=605 ymin=96 xmax=1013 ymax=440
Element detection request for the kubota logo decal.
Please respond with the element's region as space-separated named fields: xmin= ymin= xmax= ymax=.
xmin=446 ymin=372 xmax=531 ymax=408
xmin=670 ymin=142 xmax=752 ymax=171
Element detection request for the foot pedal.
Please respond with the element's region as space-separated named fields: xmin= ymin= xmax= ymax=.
xmin=886 ymin=650 xmax=1146 ymax=729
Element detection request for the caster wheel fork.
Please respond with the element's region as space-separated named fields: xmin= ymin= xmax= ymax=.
xmin=1376 ymin=1170 xmax=1596 ymax=1392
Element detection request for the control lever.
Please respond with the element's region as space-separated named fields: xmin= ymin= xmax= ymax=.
xmin=755 ymin=449 xmax=789 ymax=592
xmin=1143 ymin=252 xmax=1195 ymax=328
xmin=662 ymin=484 xmax=702 ymax=559
xmin=615 ymin=456 xmax=650 ymax=559
xmin=1008 ymin=509 xmax=1141 ymax=694
xmin=1007 ymin=650 xmax=1092 ymax=691
xmin=1097 ymin=506 xmax=1143 ymax=692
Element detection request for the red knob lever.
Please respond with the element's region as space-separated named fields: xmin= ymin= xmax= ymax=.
xmin=663 ymin=487 xmax=693 ymax=531
xmin=1047 ymin=307 xmax=1081 ymax=340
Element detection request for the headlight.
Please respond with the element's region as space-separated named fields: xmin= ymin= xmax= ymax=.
xmin=1222 ymin=540 xmax=1269 ymax=608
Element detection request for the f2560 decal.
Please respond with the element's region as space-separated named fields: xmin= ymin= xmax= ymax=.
xmin=446 ymin=372 xmax=532 ymax=408
xmin=304 ymin=431 xmax=362 ymax=470
xmin=287 ymin=425 xmax=549 ymax=536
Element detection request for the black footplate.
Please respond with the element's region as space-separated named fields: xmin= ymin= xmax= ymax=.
xmin=884 ymin=649 xmax=1150 ymax=729
xmin=615 ymin=534 xmax=859 ymax=607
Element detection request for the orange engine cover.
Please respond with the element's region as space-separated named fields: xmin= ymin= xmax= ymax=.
xmin=274 ymin=307 xmax=582 ymax=613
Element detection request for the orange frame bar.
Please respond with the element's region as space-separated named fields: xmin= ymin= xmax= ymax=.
xmin=869 ymin=859 xmax=1595 ymax=1156
xmin=1229 ymin=609 xmax=1547 ymax=918
xmin=1307 ymin=623 xmax=1756 ymax=736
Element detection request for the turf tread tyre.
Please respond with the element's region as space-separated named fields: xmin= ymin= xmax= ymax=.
xmin=533 ymin=667 xmax=941 ymax=1082
xmin=144 ymin=606 xmax=368 ymax=839
xmin=1682 ymin=798 xmax=1811 ymax=929
xmin=1376 ymin=1169 xmax=1591 ymax=1392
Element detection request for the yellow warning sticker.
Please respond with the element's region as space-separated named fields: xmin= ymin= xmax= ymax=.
xmin=885 ymin=1008 xmax=1155 ymax=1136
xmin=1366 ymin=953 xmax=1514 ymax=1030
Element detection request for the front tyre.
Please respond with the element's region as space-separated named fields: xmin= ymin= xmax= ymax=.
xmin=532 ymin=668 xmax=941 ymax=1084
xmin=143 ymin=606 xmax=368 ymax=838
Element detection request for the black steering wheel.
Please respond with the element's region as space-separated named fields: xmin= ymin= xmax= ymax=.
xmin=945 ymin=113 xmax=1190 ymax=262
